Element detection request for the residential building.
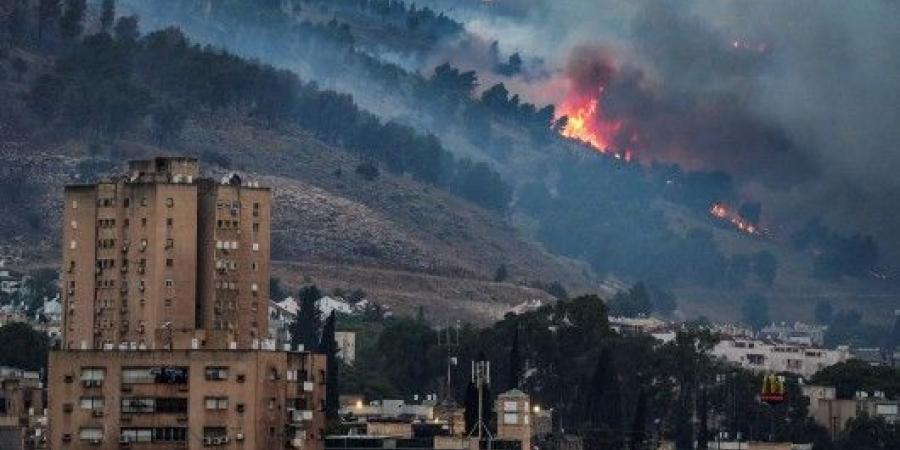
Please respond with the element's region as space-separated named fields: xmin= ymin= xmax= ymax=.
xmin=0 ymin=268 xmax=25 ymax=296
xmin=803 ymin=385 xmax=899 ymax=438
xmin=0 ymin=366 xmax=46 ymax=450
xmin=710 ymin=338 xmax=850 ymax=377
xmin=496 ymin=389 xmax=532 ymax=450
xmin=758 ymin=322 xmax=826 ymax=347
xmin=48 ymin=349 xmax=325 ymax=450
xmin=49 ymin=157 xmax=327 ymax=450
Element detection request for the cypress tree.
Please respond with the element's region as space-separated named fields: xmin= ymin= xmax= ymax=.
xmin=100 ymin=0 xmax=116 ymax=33
xmin=319 ymin=311 xmax=339 ymax=423
xmin=290 ymin=285 xmax=322 ymax=351
xmin=60 ymin=0 xmax=86 ymax=40
xmin=508 ymin=326 xmax=521 ymax=390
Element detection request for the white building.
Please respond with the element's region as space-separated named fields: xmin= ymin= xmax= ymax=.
xmin=335 ymin=331 xmax=356 ymax=365
xmin=711 ymin=338 xmax=850 ymax=377
xmin=759 ymin=322 xmax=826 ymax=347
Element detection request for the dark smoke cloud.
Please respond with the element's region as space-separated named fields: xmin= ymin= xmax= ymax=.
xmin=564 ymin=43 xmax=816 ymax=187
xmin=427 ymin=0 xmax=900 ymax=260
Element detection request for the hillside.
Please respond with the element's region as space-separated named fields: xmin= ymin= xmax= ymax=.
xmin=1 ymin=1 xmax=896 ymax=331
xmin=0 ymin=42 xmax=597 ymax=323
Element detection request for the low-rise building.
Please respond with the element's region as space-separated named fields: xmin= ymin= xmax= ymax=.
xmin=0 ymin=366 xmax=46 ymax=450
xmin=711 ymin=338 xmax=850 ymax=377
xmin=803 ymin=385 xmax=899 ymax=438
xmin=758 ymin=322 xmax=826 ymax=347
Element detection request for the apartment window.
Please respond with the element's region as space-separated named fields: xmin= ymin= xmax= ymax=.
xmin=164 ymin=298 xmax=172 ymax=307
xmin=79 ymin=427 xmax=103 ymax=442
xmin=167 ymin=218 xmax=173 ymax=227
xmin=251 ymin=283 xmax=258 ymax=294
xmin=79 ymin=396 xmax=104 ymax=410
xmin=251 ymin=262 xmax=258 ymax=271
xmin=72 ymin=200 xmax=78 ymax=209
xmin=123 ymin=218 xmax=129 ymax=227
xmin=205 ymin=367 xmax=229 ymax=381
xmin=71 ymin=220 xmax=77 ymax=229
xmin=203 ymin=427 xmax=227 ymax=439
xmin=166 ymin=197 xmax=174 ymax=207
xmin=253 ymin=202 xmax=260 ymax=217
xmin=140 ymin=197 xmax=147 ymax=207
xmin=124 ymin=198 xmax=130 ymax=208
xmin=155 ymin=397 xmax=188 ymax=413
xmin=166 ymin=258 xmax=174 ymax=267
xmin=252 ymin=222 xmax=259 ymax=232
xmin=80 ymin=368 xmax=105 ymax=384
xmin=121 ymin=397 xmax=155 ymax=413
xmin=205 ymin=397 xmax=229 ymax=410
xmin=70 ymin=240 xmax=77 ymax=250
xmin=166 ymin=238 xmax=174 ymax=249
xmin=165 ymin=279 xmax=174 ymax=288
xmin=268 ymin=398 xmax=276 ymax=410
xmin=252 ymin=243 xmax=259 ymax=252
xmin=120 ymin=428 xmax=152 ymax=443
xmin=141 ymin=218 xmax=147 ymax=226
xmin=153 ymin=427 xmax=187 ymax=442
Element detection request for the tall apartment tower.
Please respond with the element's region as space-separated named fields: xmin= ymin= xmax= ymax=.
xmin=50 ymin=158 xmax=326 ymax=450
xmin=61 ymin=157 xmax=270 ymax=350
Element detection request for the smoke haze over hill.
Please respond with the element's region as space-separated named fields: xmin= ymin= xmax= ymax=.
xmin=418 ymin=0 xmax=900 ymax=264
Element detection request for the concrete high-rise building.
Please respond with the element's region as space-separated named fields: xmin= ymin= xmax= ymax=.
xmin=61 ymin=157 xmax=270 ymax=351
xmin=49 ymin=157 xmax=326 ymax=450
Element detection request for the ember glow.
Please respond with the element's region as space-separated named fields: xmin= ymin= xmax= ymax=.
xmin=709 ymin=202 xmax=758 ymax=235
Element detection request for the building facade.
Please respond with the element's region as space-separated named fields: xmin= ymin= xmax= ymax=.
xmin=0 ymin=366 xmax=46 ymax=450
xmin=710 ymin=338 xmax=850 ymax=377
xmin=48 ymin=350 xmax=325 ymax=450
xmin=50 ymin=157 xmax=326 ymax=450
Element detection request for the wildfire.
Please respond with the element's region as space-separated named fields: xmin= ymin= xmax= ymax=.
xmin=709 ymin=202 xmax=758 ymax=235
xmin=557 ymin=92 xmax=628 ymax=157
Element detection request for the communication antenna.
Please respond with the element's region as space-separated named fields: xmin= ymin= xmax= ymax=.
xmin=437 ymin=321 xmax=460 ymax=402
xmin=468 ymin=358 xmax=493 ymax=445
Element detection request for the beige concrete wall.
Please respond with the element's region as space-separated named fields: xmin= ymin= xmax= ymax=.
xmin=48 ymin=350 xmax=325 ymax=450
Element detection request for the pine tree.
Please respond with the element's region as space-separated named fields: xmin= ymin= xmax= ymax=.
xmin=59 ymin=0 xmax=86 ymax=40
xmin=319 ymin=311 xmax=339 ymax=424
xmin=289 ymin=285 xmax=322 ymax=351
xmin=585 ymin=348 xmax=624 ymax=450
xmin=100 ymin=0 xmax=115 ymax=33
xmin=38 ymin=0 xmax=61 ymax=42
xmin=629 ymin=389 xmax=648 ymax=450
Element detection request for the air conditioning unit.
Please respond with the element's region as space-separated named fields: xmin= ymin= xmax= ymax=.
xmin=119 ymin=436 xmax=131 ymax=444
xmin=90 ymin=438 xmax=102 ymax=445
xmin=212 ymin=437 xmax=223 ymax=445
xmin=92 ymin=409 xmax=104 ymax=417
xmin=235 ymin=433 xmax=244 ymax=441
xmin=203 ymin=437 xmax=214 ymax=446
xmin=221 ymin=437 xmax=230 ymax=444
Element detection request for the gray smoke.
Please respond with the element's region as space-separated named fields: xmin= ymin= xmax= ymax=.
xmin=425 ymin=0 xmax=900 ymax=263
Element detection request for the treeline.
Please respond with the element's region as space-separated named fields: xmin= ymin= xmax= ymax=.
xmin=14 ymin=7 xmax=510 ymax=210
xmin=327 ymin=0 xmax=462 ymax=41
xmin=518 ymin=153 xmax=779 ymax=288
xmin=792 ymin=218 xmax=879 ymax=280
xmin=339 ymin=296 xmax=844 ymax=449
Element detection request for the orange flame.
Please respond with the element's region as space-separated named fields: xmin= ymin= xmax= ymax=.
xmin=557 ymin=93 xmax=624 ymax=154
xmin=710 ymin=202 xmax=758 ymax=235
